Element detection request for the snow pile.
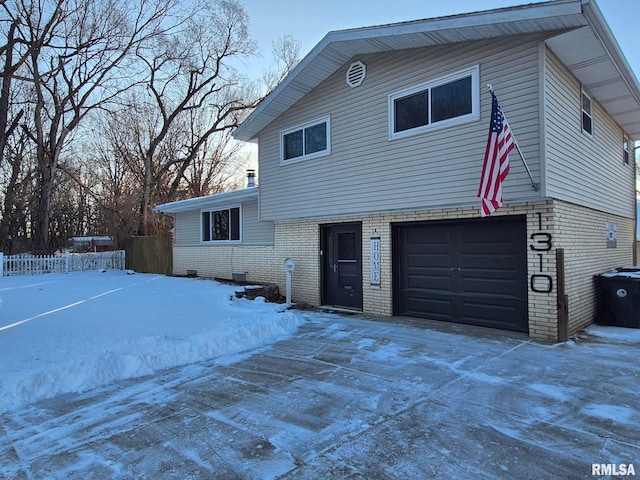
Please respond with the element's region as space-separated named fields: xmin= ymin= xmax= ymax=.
xmin=0 ymin=271 xmax=304 ymax=412
xmin=586 ymin=324 xmax=640 ymax=343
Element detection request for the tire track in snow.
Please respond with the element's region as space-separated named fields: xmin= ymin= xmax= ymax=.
xmin=0 ymin=281 xmax=50 ymax=292
xmin=0 ymin=276 xmax=162 ymax=332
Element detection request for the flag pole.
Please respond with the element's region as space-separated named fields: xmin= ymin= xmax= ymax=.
xmin=486 ymin=84 xmax=539 ymax=191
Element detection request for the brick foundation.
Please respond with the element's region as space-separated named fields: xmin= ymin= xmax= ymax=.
xmin=172 ymin=200 xmax=634 ymax=342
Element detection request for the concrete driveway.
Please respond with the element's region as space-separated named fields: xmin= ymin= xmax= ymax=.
xmin=1 ymin=313 xmax=639 ymax=479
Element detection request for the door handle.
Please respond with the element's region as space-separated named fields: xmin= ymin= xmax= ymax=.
xmin=331 ymin=263 xmax=338 ymax=273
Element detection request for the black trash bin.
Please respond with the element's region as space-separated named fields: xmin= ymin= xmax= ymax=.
xmin=597 ymin=268 xmax=640 ymax=328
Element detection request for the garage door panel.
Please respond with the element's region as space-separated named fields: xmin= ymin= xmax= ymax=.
xmin=403 ymin=292 xmax=523 ymax=329
xmin=462 ymin=300 xmax=524 ymax=330
xmin=405 ymin=253 xmax=452 ymax=268
xmin=460 ymin=221 xmax=517 ymax=241
xmin=394 ymin=217 xmax=528 ymax=333
xmin=403 ymin=295 xmax=454 ymax=321
xmin=406 ymin=273 xmax=453 ymax=291
xmin=461 ymin=253 xmax=519 ymax=270
xmin=405 ymin=227 xmax=452 ymax=245
xmin=461 ymin=276 xmax=522 ymax=296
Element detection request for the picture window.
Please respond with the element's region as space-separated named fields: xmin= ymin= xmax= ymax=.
xmin=389 ymin=66 xmax=479 ymax=139
xmin=202 ymin=207 xmax=240 ymax=242
xmin=281 ymin=116 xmax=330 ymax=163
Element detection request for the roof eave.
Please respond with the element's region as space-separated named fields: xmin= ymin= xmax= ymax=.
xmin=581 ymin=0 xmax=640 ymax=136
xmin=154 ymin=187 xmax=259 ymax=214
xmin=233 ymin=0 xmax=587 ymax=142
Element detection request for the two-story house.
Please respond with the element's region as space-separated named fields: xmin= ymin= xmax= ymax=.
xmin=155 ymin=0 xmax=639 ymax=342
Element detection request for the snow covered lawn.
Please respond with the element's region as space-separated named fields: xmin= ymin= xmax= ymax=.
xmin=1 ymin=270 xmax=640 ymax=478
xmin=0 ymin=270 xmax=304 ymax=412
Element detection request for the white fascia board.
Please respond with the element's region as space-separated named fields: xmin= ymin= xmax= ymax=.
xmin=154 ymin=187 xmax=258 ymax=214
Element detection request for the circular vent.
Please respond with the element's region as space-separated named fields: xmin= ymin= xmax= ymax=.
xmin=346 ymin=61 xmax=366 ymax=88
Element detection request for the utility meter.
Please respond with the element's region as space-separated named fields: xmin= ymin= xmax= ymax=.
xmin=284 ymin=258 xmax=296 ymax=272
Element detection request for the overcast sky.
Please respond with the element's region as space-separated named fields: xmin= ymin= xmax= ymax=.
xmin=242 ymin=0 xmax=639 ymax=85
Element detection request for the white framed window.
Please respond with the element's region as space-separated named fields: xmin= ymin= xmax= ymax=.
xmin=623 ymin=134 xmax=630 ymax=164
xmin=280 ymin=116 xmax=331 ymax=164
xmin=388 ymin=65 xmax=480 ymax=140
xmin=581 ymin=90 xmax=593 ymax=136
xmin=201 ymin=206 xmax=241 ymax=243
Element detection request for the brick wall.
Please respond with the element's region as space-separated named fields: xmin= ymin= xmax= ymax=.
xmin=271 ymin=202 xmax=560 ymax=340
xmin=173 ymin=245 xmax=277 ymax=284
xmin=172 ymin=200 xmax=634 ymax=342
xmin=271 ymin=220 xmax=321 ymax=305
xmin=552 ymin=200 xmax=634 ymax=333
xmin=359 ymin=203 xmax=560 ymax=340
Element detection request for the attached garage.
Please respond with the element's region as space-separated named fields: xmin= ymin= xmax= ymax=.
xmin=393 ymin=216 xmax=528 ymax=333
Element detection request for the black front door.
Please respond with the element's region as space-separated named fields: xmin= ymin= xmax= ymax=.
xmin=321 ymin=223 xmax=362 ymax=310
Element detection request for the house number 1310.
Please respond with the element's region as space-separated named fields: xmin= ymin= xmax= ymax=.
xmin=529 ymin=213 xmax=553 ymax=294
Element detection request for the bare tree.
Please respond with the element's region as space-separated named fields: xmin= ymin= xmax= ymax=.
xmin=3 ymin=0 xmax=178 ymax=252
xmin=0 ymin=115 xmax=36 ymax=253
xmin=262 ymin=34 xmax=300 ymax=92
xmin=0 ymin=0 xmax=300 ymax=250
xmin=0 ymin=15 xmax=30 ymax=171
xmin=127 ymin=0 xmax=268 ymax=235
xmin=81 ymin=121 xmax=145 ymax=248
xmin=181 ymin=125 xmax=247 ymax=198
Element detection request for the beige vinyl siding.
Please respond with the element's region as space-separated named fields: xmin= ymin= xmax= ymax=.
xmin=242 ymin=200 xmax=275 ymax=245
xmin=174 ymin=210 xmax=200 ymax=246
xmin=258 ymin=36 xmax=545 ymax=221
xmin=544 ymin=48 xmax=635 ymax=218
xmin=173 ymin=200 xmax=274 ymax=246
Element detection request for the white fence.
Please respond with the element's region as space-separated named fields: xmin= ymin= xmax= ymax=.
xmin=0 ymin=250 xmax=126 ymax=276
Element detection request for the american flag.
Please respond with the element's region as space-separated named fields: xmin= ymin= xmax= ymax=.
xmin=477 ymin=93 xmax=514 ymax=217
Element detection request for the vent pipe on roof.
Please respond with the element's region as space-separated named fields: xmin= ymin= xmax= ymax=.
xmin=247 ymin=169 xmax=256 ymax=188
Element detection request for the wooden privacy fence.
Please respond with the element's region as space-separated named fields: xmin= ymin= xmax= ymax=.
xmin=1 ymin=250 xmax=126 ymax=276
xmin=125 ymin=232 xmax=172 ymax=275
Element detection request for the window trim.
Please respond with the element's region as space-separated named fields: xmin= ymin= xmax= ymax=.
xmin=581 ymin=89 xmax=593 ymax=137
xmin=623 ymin=133 xmax=630 ymax=165
xmin=200 ymin=205 xmax=242 ymax=244
xmin=388 ymin=65 xmax=480 ymax=140
xmin=280 ymin=115 xmax=331 ymax=165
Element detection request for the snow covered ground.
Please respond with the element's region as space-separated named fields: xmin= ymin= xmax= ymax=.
xmin=0 ymin=270 xmax=303 ymax=413
xmin=1 ymin=270 xmax=639 ymax=479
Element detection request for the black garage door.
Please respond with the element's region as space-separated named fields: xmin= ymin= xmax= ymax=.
xmin=393 ymin=216 xmax=528 ymax=333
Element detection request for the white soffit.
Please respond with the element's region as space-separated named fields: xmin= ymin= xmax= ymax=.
xmin=546 ymin=2 xmax=640 ymax=136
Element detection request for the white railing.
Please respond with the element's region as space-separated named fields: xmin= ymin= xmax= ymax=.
xmin=0 ymin=250 xmax=126 ymax=276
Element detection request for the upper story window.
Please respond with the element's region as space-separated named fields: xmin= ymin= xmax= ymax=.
xmin=581 ymin=90 xmax=593 ymax=136
xmin=280 ymin=116 xmax=331 ymax=164
xmin=623 ymin=134 xmax=631 ymax=164
xmin=202 ymin=206 xmax=241 ymax=242
xmin=389 ymin=65 xmax=479 ymax=140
